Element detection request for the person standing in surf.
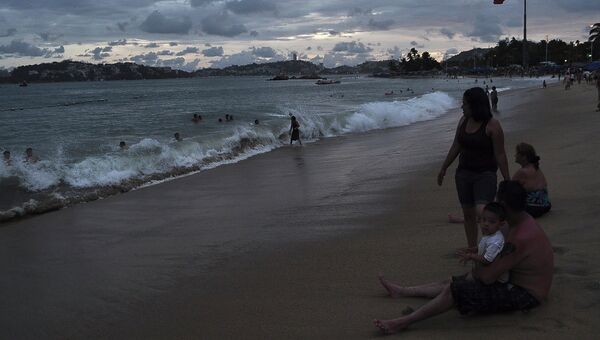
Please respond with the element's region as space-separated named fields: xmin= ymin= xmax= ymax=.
xmin=437 ymin=87 xmax=510 ymax=250
xmin=289 ymin=115 xmax=302 ymax=145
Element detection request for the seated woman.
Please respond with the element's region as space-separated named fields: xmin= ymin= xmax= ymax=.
xmin=512 ymin=142 xmax=551 ymax=217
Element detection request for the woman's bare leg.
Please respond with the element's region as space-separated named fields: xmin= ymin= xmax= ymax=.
xmin=461 ymin=205 xmax=478 ymax=248
xmin=374 ymin=282 xmax=454 ymax=335
xmin=378 ymin=274 xmax=450 ymax=298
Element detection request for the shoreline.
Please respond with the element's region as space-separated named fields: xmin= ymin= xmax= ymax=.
xmin=2 ymin=79 xmax=598 ymax=339
xmin=0 ymin=77 xmax=544 ymax=224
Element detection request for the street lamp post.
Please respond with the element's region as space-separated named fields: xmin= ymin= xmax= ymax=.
xmin=545 ymin=35 xmax=548 ymax=64
xmin=523 ymin=0 xmax=528 ymax=71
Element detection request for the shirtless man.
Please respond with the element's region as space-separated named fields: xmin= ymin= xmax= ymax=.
xmin=374 ymin=180 xmax=553 ymax=335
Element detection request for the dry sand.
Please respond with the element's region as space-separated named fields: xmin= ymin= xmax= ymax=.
xmin=1 ymin=80 xmax=599 ymax=339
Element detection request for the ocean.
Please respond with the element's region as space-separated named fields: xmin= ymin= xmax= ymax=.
xmin=0 ymin=75 xmax=546 ymax=220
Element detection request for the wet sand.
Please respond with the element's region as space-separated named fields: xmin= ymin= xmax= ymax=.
xmin=1 ymin=80 xmax=599 ymax=339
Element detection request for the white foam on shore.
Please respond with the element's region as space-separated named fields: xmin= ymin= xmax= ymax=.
xmin=342 ymin=92 xmax=457 ymax=133
xmin=1 ymin=92 xmax=457 ymax=194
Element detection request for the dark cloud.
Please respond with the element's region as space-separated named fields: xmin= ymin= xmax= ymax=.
xmin=440 ymin=28 xmax=455 ymax=39
xmin=140 ymin=11 xmax=192 ymax=34
xmin=210 ymin=46 xmax=284 ymax=68
xmin=468 ymin=14 xmax=503 ymax=42
xmin=169 ymin=42 xmax=178 ymax=46
xmin=0 ymin=39 xmax=55 ymax=57
xmin=250 ymin=30 xmax=259 ymax=37
xmin=306 ymin=46 xmax=312 ymax=51
xmin=348 ymin=7 xmax=372 ymax=16
xmin=409 ymin=41 xmax=424 ymax=48
xmin=190 ymin=0 xmax=218 ymax=7
xmin=555 ymin=0 xmax=600 ymax=11
xmin=176 ymin=46 xmax=199 ymax=56
xmin=144 ymin=42 xmax=159 ymax=48
xmin=108 ymin=39 xmax=127 ymax=46
xmin=88 ymin=46 xmax=112 ymax=60
xmin=225 ymin=0 xmax=276 ymax=14
xmin=201 ymin=12 xmax=248 ymax=37
xmin=117 ymin=22 xmax=129 ymax=32
xmin=0 ymin=28 xmax=17 ymax=37
xmin=251 ymin=46 xmax=277 ymax=58
xmin=332 ymin=41 xmax=372 ymax=54
xmin=202 ymin=46 xmax=224 ymax=57
xmin=53 ymin=45 xmax=65 ymax=54
xmin=367 ymin=18 xmax=394 ymax=30
xmin=157 ymin=50 xmax=174 ymax=55
xmin=129 ymin=51 xmax=201 ymax=71
xmin=38 ymin=32 xmax=63 ymax=41
xmin=387 ymin=45 xmax=402 ymax=59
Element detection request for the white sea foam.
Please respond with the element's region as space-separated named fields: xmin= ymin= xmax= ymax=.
xmin=2 ymin=92 xmax=458 ymax=193
xmin=342 ymin=92 xmax=457 ymax=133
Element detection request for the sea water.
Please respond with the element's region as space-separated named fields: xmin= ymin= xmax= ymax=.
xmin=0 ymin=75 xmax=546 ymax=220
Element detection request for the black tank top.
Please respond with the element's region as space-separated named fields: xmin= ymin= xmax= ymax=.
xmin=457 ymin=118 xmax=497 ymax=172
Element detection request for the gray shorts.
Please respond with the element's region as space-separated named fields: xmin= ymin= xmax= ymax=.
xmin=455 ymin=168 xmax=497 ymax=206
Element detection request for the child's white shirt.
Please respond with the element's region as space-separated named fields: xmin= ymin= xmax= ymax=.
xmin=478 ymin=230 xmax=509 ymax=283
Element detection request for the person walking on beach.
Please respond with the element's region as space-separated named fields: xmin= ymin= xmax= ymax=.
xmin=489 ymin=86 xmax=498 ymax=112
xmin=512 ymin=143 xmax=551 ymax=217
xmin=374 ymin=181 xmax=553 ymax=335
xmin=290 ymin=115 xmax=302 ymax=145
xmin=437 ymin=87 xmax=510 ymax=249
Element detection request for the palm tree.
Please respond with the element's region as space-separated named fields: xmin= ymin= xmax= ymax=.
xmin=590 ymin=23 xmax=600 ymax=61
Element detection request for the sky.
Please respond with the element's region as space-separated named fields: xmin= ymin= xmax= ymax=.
xmin=0 ymin=0 xmax=597 ymax=71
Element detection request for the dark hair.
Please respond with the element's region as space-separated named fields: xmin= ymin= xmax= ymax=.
xmin=291 ymin=115 xmax=296 ymax=120
xmin=483 ymin=202 xmax=506 ymax=221
xmin=497 ymin=180 xmax=527 ymax=212
xmin=516 ymin=142 xmax=540 ymax=169
xmin=26 ymin=147 xmax=33 ymax=153
xmin=463 ymin=87 xmax=492 ymax=122
xmin=3 ymin=150 xmax=9 ymax=155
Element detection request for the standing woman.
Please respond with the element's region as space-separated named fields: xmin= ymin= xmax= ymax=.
xmin=289 ymin=115 xmax=302 ymax=145
xmin=437 ymin=87 xmax=509 ymax=249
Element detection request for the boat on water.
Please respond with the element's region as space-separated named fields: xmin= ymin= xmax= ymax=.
xmin=315 ymin=79 xmax=340 ymax=85
xmin=19 ymin=81 xmax=28 ymax=87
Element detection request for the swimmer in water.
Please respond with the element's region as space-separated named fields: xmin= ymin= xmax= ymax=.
xmin=25 ymin=147 xmax=39 ymax=163
xmin=174 ymin=132 xmax=182 ymax=141
xmin=119 ymin=141 xmax=129 ymax=150
xmin=3 ymin=150 xmax=11 ymax=165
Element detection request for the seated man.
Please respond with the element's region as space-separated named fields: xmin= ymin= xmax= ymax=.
xmin=374 ymin=181 xmax=554 ymax=334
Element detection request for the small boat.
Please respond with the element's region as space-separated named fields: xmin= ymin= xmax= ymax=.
xmin=19 ymin=81 xmax=28 ymax=87
xmin=315 ymin=79 xmax=340 ymax=85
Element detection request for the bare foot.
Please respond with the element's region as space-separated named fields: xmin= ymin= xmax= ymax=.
xmin=378 ymin=274 xmax=404 ymax=298
xmin=447 ymin=213 xmax=464 ymax=223
xmin=373 ymin=318 xmax=408 ymax=335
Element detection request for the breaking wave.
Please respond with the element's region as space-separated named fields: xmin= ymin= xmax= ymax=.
xmin=0 ymin=91 xmax=457 ymax=222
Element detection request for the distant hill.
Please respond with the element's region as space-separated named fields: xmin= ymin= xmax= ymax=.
xmin=445 ymin=48 xmax=492 ymax=64
xmin=2 ymin=60 xmax=192 ymax=83
xmin=0 ymin=58 xmax=423 ymax=84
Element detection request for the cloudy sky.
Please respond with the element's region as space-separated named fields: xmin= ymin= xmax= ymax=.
xmin=0 ymin=0 xmax=597 ymax=70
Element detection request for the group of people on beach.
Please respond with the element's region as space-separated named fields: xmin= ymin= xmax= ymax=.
xmin=373 ymin=86 xmax=554 ymax=334
xmin=2 ymin=147 xmax=39 ymax=166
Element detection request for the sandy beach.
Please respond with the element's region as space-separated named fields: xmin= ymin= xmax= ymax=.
xmin=1 ymin=80 xmax=599 ymax=339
